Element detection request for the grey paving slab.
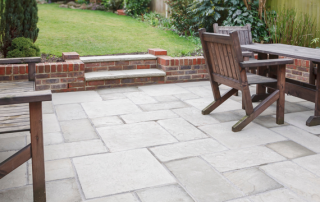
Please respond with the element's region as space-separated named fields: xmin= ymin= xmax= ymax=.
xmin=285 ymin=94 xmax=306 ymax=102
xmin=82 ymin=99 xmax=142 ymax=118
xmin=199 ymin=122 xmax=286 ymax=149
xmin=28 ymin=159 xmax=74 ymax=183
xmin=153 ymin=95 xmax=179 ymax=102
xmin=97 ymin=87 xmax=139 ymax=94
xmin=202 ymin=146 xmax=286 ymax=172
xmin=27 ymin=132 xmax=64 ymax=146
xmin=157 ymin=118 xmax=207 ymax=141
xmin=266 ymin=140 xmax=315 ymax=159
xmin=0 ymin=151 xmax=27 ymax=190
xmin=0 ymin=131 xmax=29 ymax=139
xmin=121 ymin=110 xmax=179 ymax=124
xmin=253 ymin=115 xmax=289 ymax=128
xmin=86 ymin=193 xmax=138 ymax=202
xmin=139 ymin=101 xmax=189 ymax=111
xmin=80 ymin=54 xmax=157 ymax=62
xmin=0 ymin=178 xmax=82 ymax=202
xmin=283 ymin=101 xmax=311 ymax=113
xmin=223 ymin=168 xmax=282 ymax=195
xmin=172 ymin=107 xmax=219 ymax=126
xmin=295 ymin=101 xmax=315 ymax=110
xmin=165 ymin=157 xmax=243 ymax=202
xmin=250 ymin=189 xmax=304 ymax=202
xmin=174 ymin=93 xmax=200 ymax=101
xmin=185 ymin=98 xmax=242 ymax=113
xmin=73 ymin=148 xmax=176 ymax=199
xmin=100 ymin=93 xmax=127 ymax=100
xmin=209 ymin=110 xmax=245 ymax=123
xmin=91 ymin=116 xmax=124 ymax=127
xmin=136 ymin=184 xmax=195 ymax=202
xmin=270 ymin=125 xmax=320 ymax=153
xmin=60 ymin=119 xmax=98 ymax=142
xmin=176 ymin=81 xmax=210 ymax=87
xmin=227 ymin=198 xmax=252 ymax=202
xmin=125 ymin=92 xmax=158 ymax=104
xmin=55 ymin=104 xmax=87 ymax=121
xmin=43 ymin=114 xmax=61 ymax=134
xmin=184 ymin=86 xmax=215 ymax=98
xmin=260 ymin=161 xmax=320 ymax=202
xmin=44 ymin=139 xmax=108 ymax=161
xmin=276 ymin=111 xmax=320 ymax=134
xmin=0 ymin=136 xmax=26 ymax=152
xmin=293 ymin=154 xmax=320 ymax=177
xmin=52 ymin=91 xmax=102 ymax=105
xmin=97 ymin=122 xmax=177 ymax=152
xmin=150 ymin=138 xmax=227 ymax=162
xmin=139 ymin=84 xmax=190 ymax=96
xmin=42 ymin=101 xmax=54 ymax=114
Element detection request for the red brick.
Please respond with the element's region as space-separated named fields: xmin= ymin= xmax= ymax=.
xmin=68 ymin=72 xmax=84 ymax=77
xmin=13 ymin=75 xmax=28 ymax=80
xmin=51 ymin=73 xmax=68 ymax=78
xmin=302 ymin=72 xmax=310 ymax=77
xmin=164 ymin=66 xmax=178 ymax=71
xmin=158 ymin=57 xmax=170 ymax=66
xmin=198 ymin=69 xmax=208 ymax=74
xmin=51 ymin=83 xmax=68 ymax=90
xmin=101 ymin=61 xmax=115 ymax=66
xmin=129 ymin=60 xmax=144 ymax=65
xmin=51 ymin=64 xmax=57 ymax=73
xmin=5 ymin=66 xmax=12 ymax=75
xmin=42 ymin=79 xmax=60 ymax=84
xmin=148 ymin=48 xmax=167 ymax=56
xmin=77 ymin=77 xmax=85 ymax=82
xmin=60 ymin=78 xmax=77 ymax=83
xmin=109 ymin=66 xmax=122 ymax=70
xmin=13 ymin=65 xmax=19 ymax=74
xmin=73 ymin=63 xmax=80 ymax=71
xmin=85 ymin=63 xmax=101 ymax=68
xmin=144 ymin=60 xmax=157 ymax=65
xmin=19 ymin=66 xmax=26 ymax=74
xmin=179 ymin=58 xmax=184 ymax=66
xmin=150 ymin=65 xmax=157 ymax=69
xmin=297 ymin=67 xmax=308 ymax=72
xmin=93 ymin=67 xmax=108 ymax=71
xmin=167 ymin=76 xmax=178 ymax=81
xmin=80 ymin=63 xmax=85 ymax=71
xmin=36 ymin=85 xmax=50 ymax=90
xmin=87 ymin=81 xmax=104 ymax=86
xmin=0 ymin=67 xmax=5 ymax=75
xmin=115 ymin=61 xmax=129 ymax=65
xmin=286 ymin=64 xmax=296 ymax=69
xmin=294 ymin=59 xmax=301 ymax=66
xmin=292 ymin=70 xmax=302 ymax=76
xmin=45 ymin=64 xmax=50 ymax=73
xmin=68 ymin=82 xmax=85 ymax=88
xmin=68 ymin=63 xmax=73 ymax=72
xmin=123 ymin=65 xmax=136 ymax=70
xmin=137 ymin=65 xmax=150 ymax=69
xmin=86 ymin=86 xmax=97 ymax=91
xmin=197 ymin=58 xmax=202 ymax=65
xmin=135 ymin=77 xmax=150 ymax=82
xmin=286 ymin=69 xmax=292 ymax=73
xmin=121 ymin=78 xmax=134 ymax=83
xmin=63 ymin=64 xmax=68 ymax=72
xmin=192 ymin=74 xmax=202 ymax=79
xmin=306 ymin=60 xmax=310 ymax=67
xmin=180 ymin=66 xmax=191 ymax=70
xmin=57 ymin=64 xmax=63 ymax=72
xmin=62 ymin=52 xmax=80 ymax=60
xmin=151 ymin=77 xmax=164 ymax=82
xmin=171 ymin=71 xmax=185 ymax=75
xmin=185 ymin=70 xmax=197 ymax=75
xmin=179 ymin=75 xmax=191 ymax=80
xmin=173 ymin=58 xmax=179 ymax=66
xmin=105 ymin=79 xmax=121 ymax=85
xmin=202 ymin=58 xmax=205 ymax=64
xmin=36 ymin=74 xmax=50 ymax=79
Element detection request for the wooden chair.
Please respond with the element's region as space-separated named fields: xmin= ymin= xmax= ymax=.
xmin=199 ymin=28 xmax=294 ymax=132
xmin=0 ymin=57 xmax=51 ymax=202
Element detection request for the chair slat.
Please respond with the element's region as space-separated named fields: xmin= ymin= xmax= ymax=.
xmin=226 ymin=45 xmax=238 ymax=80
xmin=213 ymin=43 xmax=226 ymax=76
xmin=208 ymin=42 xmax=220 ymax=74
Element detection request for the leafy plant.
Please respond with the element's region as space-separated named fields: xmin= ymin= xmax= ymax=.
xmin=265 ymin=7 xmax=318 ymax=47
xmin=311 ymin=38 xmax=319 ymax=48
xmin=76 ymin=0 xmax=88 ymax=4
xmin=7 ymin=37 xmax=40 ymax=58
xmin=187 ymin=0 xmax=229 ymax=33
xmin=102 ymin=0 xmax=123 ymax=12
xmin=166 ymin=0 xmax=194 ymax=35
xmin=126 ymin=0 xmax=151 ymax=16
xmin=223 ymin=0 xmax=268 ymax=42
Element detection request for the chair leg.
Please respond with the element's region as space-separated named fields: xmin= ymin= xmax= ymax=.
xmin=276 ymin=65 xmax=286 ymax=124
xmin=202 ymin=88 xmax=238 ymax=115
xmin=232 ymin=90 xmax=280 ymax=132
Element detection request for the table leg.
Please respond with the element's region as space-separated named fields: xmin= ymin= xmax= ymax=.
xmin=276 ymin=64 xmax=286 ymax=124
xmin=268 ymin=54 xmax=279 ymax=94
xmin=309 ymin=61 xmax=316 ymax=85
xmin=29 ymin=102 xmax=46 ymax=202
xmin=252 ymin=53 xmax=269 ymax=102
xmin=306 ymin=62 xmax=320 ymax=126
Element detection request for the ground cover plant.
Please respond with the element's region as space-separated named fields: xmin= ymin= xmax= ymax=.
xmin=35 ymin=4 xmax=197 ymax=56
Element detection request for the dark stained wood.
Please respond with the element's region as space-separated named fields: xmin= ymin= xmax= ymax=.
xmin=252 ymin=53 xmax=268 ymax=102
xmin=239 ymin=59 xmax=293 ymax=68
xmin=309 ymin=62 xmax=316 ymax=85
xmin=29 ymin=102 xmax=46 ymax=202
xmin=0 ymin=57 xmax=41 ymax=64
xmin=28 ymin=62 xmax=36 ymax=81
xmin=315 ymin=63 xmax=320 ymax=116
xmin=276 ymin=65 xmax=286 ymax=124
xmin=0 ymin=144 xmax=31 ymax=179
xmin=200 ymin=29 xmax=292 ymax=131
xmin=306 ymin=116 xmax=320 ymax=126
xmin=0 ymin=90 xmax=52 ymax=105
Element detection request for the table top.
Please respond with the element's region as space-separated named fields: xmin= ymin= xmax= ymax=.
xmin=241 ymin=44 xmax=320 ymax=63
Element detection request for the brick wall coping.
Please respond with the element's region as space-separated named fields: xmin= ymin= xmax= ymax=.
xmin=80 ymin=54 xmax=157 ymax=63
xmin=85 ymin=69 xmax=166 ymax=81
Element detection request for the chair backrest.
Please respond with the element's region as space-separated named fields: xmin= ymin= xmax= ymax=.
xmin=213 ymin=23 xmax=252 ymax=45
xmin=199 ymin=28 xmax=243 ymax=81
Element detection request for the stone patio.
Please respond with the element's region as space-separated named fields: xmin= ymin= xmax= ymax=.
xmin=1 ymin=81 xmax=320 ymax=202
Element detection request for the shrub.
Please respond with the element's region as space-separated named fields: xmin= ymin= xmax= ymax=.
xmin=126 ymin=0 xmax=151 ymax=16
xmin=187 ymin=0 xmax=228 ymax=33
xmin=102 ymin=0 xmax=124 ymax=12
xmin=223 ymin=0 xmax=268 ymax=42
xmin=166 ymin=0 xmax=194 ymax=35
xmin=7 ymin=37 xmax=40 ymax=58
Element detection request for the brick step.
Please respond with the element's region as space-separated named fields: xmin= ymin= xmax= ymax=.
xmin=80 ymin=54 xmax=157 ymax=63
xmin=85 ymin=69 xmax=166 ymax=81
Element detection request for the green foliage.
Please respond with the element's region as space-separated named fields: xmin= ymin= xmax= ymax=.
xmin=265 ymin=7 xmax=318 ymax=47
xmin=223 ymin=0 xmax=268 ymax=42
xmin=7 ymin=37 xmax=40 ymax=58
xmin=187 ymin=0 xmax=228 ymax=33
xmin=23 ymin=0 xmax=39 ymax=42
xmin=140 ymin=12 xmax=172 ymax=29
xmin=106 ymin=0 xmax=124 ymax=12
xmin=166 ymin=0 xmax=194 ymax=35
xmin=126 ymin=0 xmax=151 ymax=15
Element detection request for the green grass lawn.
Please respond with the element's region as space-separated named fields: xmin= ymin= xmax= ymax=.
xmin=36 ymin=4 xmax=197 ymax=56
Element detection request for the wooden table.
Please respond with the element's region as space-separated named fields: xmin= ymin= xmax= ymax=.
xmin=241 ymin=44 xmax=320 ymax=126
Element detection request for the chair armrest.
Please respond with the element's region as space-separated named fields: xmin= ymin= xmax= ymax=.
xmin=0 ymin=90 xmax=52 ymax=105
xmin=242 ymin=51 xmax=254 ymax=58
xmin=239 ymin=59 xmax=294 ymax=69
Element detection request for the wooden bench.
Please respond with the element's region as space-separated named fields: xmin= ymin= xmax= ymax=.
xmin=199 ymin=28 xmax=293 ymax=131
xmin=0 ymin=57 xmax=51 ymax=202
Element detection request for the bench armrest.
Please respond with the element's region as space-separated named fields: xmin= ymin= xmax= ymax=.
xmin=242 ymin=51 xmax=254 ymax=58
xmin=239 ymin=59 xmax=294 ymax=69
xmin=0 ymin=90 xmax=52 ymax=105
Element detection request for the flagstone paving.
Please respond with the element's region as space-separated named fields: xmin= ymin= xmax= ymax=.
xmin=0 ymin=81 xmax=319 ymax=202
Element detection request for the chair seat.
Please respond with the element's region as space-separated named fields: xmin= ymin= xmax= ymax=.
xmin=247 ymin=73 xmax=277 ymax=84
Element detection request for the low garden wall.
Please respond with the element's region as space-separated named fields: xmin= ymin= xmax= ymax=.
xmin=0 ymin=49 xmax=314 ymax=93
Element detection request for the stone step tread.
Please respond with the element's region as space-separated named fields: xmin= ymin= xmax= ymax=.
xmin=80 ymin=54 xmax=157 ymax=63
xmin=85 ymin=69 xmax=166 ymax=81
